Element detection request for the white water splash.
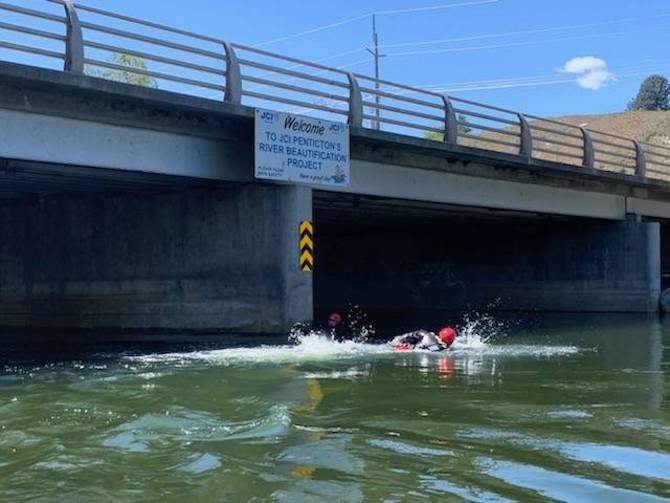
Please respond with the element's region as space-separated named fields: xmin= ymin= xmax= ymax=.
xmin=452 ymin=332 xmax=489 ymax=350
xmin=453 ymin=308 xmax=507 ymax=348
xmin=447 ymin=309 xmax=581 ymax=357
xmin=127 ymin=335 xmax=581 ymax=370
xmin=129 ymin=334 xmax=392 ymax=366
xmin=128 ymin=311 xmax=582 ymax=367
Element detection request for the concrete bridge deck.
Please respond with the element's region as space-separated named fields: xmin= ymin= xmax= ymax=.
xmin=2 ymin=62 xmax=670 ymax=221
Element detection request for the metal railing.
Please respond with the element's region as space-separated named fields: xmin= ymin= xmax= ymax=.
xmin=1 ymin=0 xmax=669 ymax=182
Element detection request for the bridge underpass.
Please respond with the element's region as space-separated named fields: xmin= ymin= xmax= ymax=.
xmin=662 ymin=223 xmax=670 ymax=291
xmin=0 ymin=164 xmax=311 ymax=333
xmin=0 ymin=158 xmax=215 ymax=199
xmin=0 ymin=158 xmax=664 ymax=335
xmin=314 ymin=192 xmax=661 ymax=320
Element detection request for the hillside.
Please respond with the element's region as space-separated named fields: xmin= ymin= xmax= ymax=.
xmin=549 ymin=111 xmax=670 ymax=148
xmin=543 ymin=111 xmax=670 ymax=178
xmin=459 ymin=110 xmax=670 ymax=179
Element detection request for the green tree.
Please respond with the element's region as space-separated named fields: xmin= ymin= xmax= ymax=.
xmin=627 ymin=74 xmax=669 ymax=111
xmin=423 ymin=114 xmax=471 ymax=142
xmin=87 ymin=53 xmax=158 ymax=88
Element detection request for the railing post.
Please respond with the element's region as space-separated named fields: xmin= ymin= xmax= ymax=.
xmin=347 ymin=72 xmax=363 ymax=128
xmin=580 ymin=127 xmax=594 ymax=169
xmin=442 ymin=95 xmax=458 ymax=145
xmin=518 ymin=113 xmax=532 ymax=158
xmin=63 ymin=0 xmax=84 ymax=74
xmin=223 ymin=42 xmax=242 ymax=105
xmin=634 ymin=140 xmax=646 ymax=178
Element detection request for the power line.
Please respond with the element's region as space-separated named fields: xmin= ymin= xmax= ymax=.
xmin=173 ymin=21 xmax=657 ymax=103
xmin=386 ymin=30 xmax=629 ymax=57
xmin=246 ymin=12 xmax=668 ymax=94
xmin=376 ymin=0 xmax=498 ymax=16
xmin=421 ymin=74 xmax=573 ymax=90
xmin=252 ymin=0 xmax=499 ymax=48
xmin=376 ymin=12 xmax=670 ymax=50
xmin=360 ymin=1 xmax=498 ymax=128
xmin=239 ymin=1 xmax=498 ymax=117
xmin=175 ymin=5 xmax=668 ymax=107
xmin=252 ymin=11 xmax=670 ymax=79
xmin=434 ymin=70 xmax=652 ymax=92
xmin=249 ymin=11 xmax=670 ymax=83
xmin=410 ymin=61 xmax=670 ymax=93
xmin=180 ymin=1 xmax=499 ymax=97
xmin=182 ymin=26 xmax=642 ymax=101
xmin=253 ymin=12 xmax=371 ymax=48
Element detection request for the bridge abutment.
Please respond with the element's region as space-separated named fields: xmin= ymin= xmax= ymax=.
xmin=0 ymin=185 xmax=313 ymax=332
xmin=662 ymin=222 xmax=670 ymax=289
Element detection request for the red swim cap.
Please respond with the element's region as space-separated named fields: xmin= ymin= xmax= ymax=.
xmin=438 ymin=327 xmax=456 ymax=347
xmin=328 ymin=312 xmax=343 ymax=326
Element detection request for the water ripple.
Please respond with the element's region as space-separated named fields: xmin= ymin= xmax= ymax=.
xmin=479 ymin=457 xmax=669 ymax=503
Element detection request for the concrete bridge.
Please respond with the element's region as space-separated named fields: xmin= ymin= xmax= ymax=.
xmin=1 ymin=1 xmax=669 ymax=332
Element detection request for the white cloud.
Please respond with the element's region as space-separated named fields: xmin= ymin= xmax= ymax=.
xmin=562 ymin=56 xmax=606 ymax=74
xmin=576 ymin=69 xmax=612 ymax=90
xmin=559 ymin=56 xmax=613 ymax=90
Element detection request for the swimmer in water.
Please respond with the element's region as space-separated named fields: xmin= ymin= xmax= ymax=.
xmin=289 ymin=312 xmax=345 ymax=343
xmin=326 ymin=312 xmax=344 ymax=337
xmin=289 ymin=306 xmax=375 ymax=344
xmin=388 ymin=327 xmax=457 ymax=351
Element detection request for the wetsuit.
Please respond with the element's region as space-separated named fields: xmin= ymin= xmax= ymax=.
xmin=389 ymin=330 xmax=447 ymax=351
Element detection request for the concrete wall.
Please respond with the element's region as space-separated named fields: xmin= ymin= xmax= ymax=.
xmin=315 ymin=216 xmax=660 ymax=313
xmin=662 ymin=223 xmax=670 ymax=290
xmin=0 ymin=186 xmax=312 ymax=332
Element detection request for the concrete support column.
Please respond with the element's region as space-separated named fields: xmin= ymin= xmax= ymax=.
xmin=618 ymin=217 xmax=661 ymax=312
xmin=277 ymin=184 xmax=313 ymax=328
xmin=0 ymin=185 xmax=313 ymax=333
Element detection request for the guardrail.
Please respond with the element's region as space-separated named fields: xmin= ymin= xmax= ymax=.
xmin=1 ymin=0 xmax=669 ymax=182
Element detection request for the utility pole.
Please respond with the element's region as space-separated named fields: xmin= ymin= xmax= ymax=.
xmin=366 ymin=14 xmax=385 ymax=130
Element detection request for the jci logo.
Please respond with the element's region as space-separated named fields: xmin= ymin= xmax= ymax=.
xmin=260 ymin=110 xmax=279 ymax=124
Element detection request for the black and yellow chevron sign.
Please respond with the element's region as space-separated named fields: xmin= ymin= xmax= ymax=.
xmin=299 ymin=220 xmax=314 ymax=272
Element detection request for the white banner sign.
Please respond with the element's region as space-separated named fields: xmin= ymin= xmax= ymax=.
xmin=255 ymin=109 xmax=350 ymax=187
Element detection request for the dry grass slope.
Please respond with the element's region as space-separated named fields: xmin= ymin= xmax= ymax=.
xmin=457 ymin=111 xmax=670 ymax=181
xmin=544 ymin=111 xmax=670 ymax=180
xmin=553 ymin=111 xmax=670 ymax=147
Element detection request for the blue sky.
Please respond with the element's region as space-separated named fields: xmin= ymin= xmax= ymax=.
xmin=4 ymin=0 xmax=670 ymax=118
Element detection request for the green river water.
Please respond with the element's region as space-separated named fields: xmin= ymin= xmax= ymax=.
xmin=1 ymin=314 xmax=669 ymax=502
